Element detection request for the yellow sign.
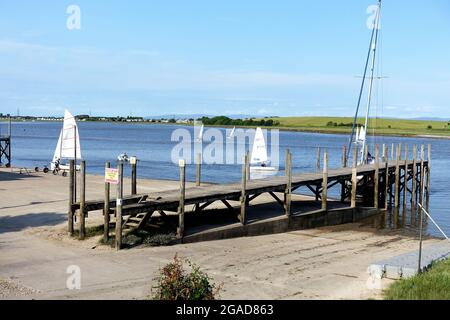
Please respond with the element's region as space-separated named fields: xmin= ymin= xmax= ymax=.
xmin=105 ymin=168 xmax=119 ymax=184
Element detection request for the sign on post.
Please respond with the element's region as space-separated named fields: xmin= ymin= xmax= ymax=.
xmin=130 ymin=156 xmax=137 ymax=165
xmin=105 ymin=168 xmax=119 ymax=184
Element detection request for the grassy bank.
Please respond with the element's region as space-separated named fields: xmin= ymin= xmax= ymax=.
xmin=262 ymin=117 xmax=450 ymax=137
xmin=384 ymin=258 xmax=450 ymax=300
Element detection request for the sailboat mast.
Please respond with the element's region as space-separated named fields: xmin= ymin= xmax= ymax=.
xmin=347 ymin=0 xmax=382 ymax=161
xmin=360 ymin=0 xmax=382 ymax=163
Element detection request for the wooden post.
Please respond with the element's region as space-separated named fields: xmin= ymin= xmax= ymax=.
xmin=342 ymin=145 xmax=347 ymax=168
xmin=322 ymin=151 xmax=328 ymax=210
xmin=351 ymin=147 xmax=358 ymax=208
xmin=103 ymin=161 xmax=110 ymax=243
xmin=177 ymin=160 xmax=186 ymax=238
xmin=115 ymin=162 xmax=124 ymax=250
xmin=403 ymin=145 xmax=409 ymax=211
xmin=240 ymin=153 xmax=248 ymax=225
xmin=131 ymin=157 xmax=137 ymax=195
xmin=391 ymin=143 xmax=395 ymax=161
xmin=340 ymin=146 xmax=347 ymax=202
xmin=364 ymin=144 xmax=369 ymax=165
xmin=195 ymin=153 xmax=201 ymax=187
xmin=420 ymin=145 xmax=425 ymax=206
xmin=285 ymin=151 xmax=292 ymax=216
xmin=394 ymin=144 xmax=400 ymax=208
xmin=374 ymin=145 xmax=379 ymax=209
xmin=412 ymin=145 xmax=417 ymax=209
xmin=381 ymin=144 xmax=386 ymax=162
xmin=316 ymin=147 xmax=321 ymax=172
xmin=79 ymin=160 xmax=86 ymax=240
xmin=426 ymin=144 xmax=431 ymax=209
xmin=68 ymin=160 xmax=75 ymax=236
xmin=384 ymin=161 xmax=389 ymax=209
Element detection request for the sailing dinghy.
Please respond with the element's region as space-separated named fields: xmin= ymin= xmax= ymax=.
xmin=50 ymin=109 xmax=82 ymax=173
xmin=250 ymin=127 xmax=276 ymax=172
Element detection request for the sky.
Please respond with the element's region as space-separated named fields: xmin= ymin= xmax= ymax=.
xmin=0 ymin=0 xmax=449 ymax=118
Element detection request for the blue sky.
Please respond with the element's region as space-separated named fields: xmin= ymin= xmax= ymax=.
xmin=0 ymin=0 xmax=449 ymax=118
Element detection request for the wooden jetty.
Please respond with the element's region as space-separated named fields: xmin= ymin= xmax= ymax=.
xmin=68 ymin=143 xmax=431 ymax=250
xmin=0 ymin=117 xmax=11 ymax=167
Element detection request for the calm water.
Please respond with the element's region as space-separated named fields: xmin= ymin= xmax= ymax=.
xmin=4 ymin=121 xmax=450 ymax=236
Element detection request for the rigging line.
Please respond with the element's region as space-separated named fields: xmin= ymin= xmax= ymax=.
xmin=347 ymin=0 xmax=382 ymax=160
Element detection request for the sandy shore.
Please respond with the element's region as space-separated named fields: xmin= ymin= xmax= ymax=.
xmin=0 ymin=167 xmax=441 ymax=300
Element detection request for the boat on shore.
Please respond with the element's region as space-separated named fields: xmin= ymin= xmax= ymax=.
xmin=50 ymin=109 xmax=82 ymax=174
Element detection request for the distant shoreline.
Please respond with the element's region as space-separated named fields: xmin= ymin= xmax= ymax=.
xmin=2 ymin=116 xmax=450 ymax=140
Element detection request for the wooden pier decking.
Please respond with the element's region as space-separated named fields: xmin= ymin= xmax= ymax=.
xmin=69 ymin=143 xmax=431 ymax=249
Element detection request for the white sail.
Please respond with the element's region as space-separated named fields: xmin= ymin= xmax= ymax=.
xmin=228 ymin=127 xmax=235 ymax=139
xmin=357 ymin=126 xmax=366 ymax=143
xmin=197 ymin=124 xmax=204 ymax=141
xmin=52 ymin=110 xmax=82 ymax=163
xmin=250 ymin=127 xmax=268 ymax=165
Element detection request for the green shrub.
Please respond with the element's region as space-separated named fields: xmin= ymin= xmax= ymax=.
xmin=152 ymin=254 xmax=221 ymax=300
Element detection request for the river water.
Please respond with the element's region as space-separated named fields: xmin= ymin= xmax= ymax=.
xmin=4 ymin=121 xmax=450 ymax=237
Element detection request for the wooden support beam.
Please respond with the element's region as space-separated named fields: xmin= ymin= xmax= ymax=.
xmin=412 ymin=145 xmax=417 ymax=209
xmin=342 ymin=145 xmax=347 ymax=168
xmin=177 ymin=160 xmax=186 ymax=238
xmin=68 ymin=160 xmax=75 ymax=236
xmin=79 ymin=160 xmax=86 ymax=240
xmin=103 ymin=161 xmax=110 ymax=243
xmin=322 ymin=151 xmax=328 ymax=210
xmin=420 ymin=144 xmax=425 ymax=206
xmin=394 ymin=144 xmax=400 ymax=208
xmin=384 ymin=161 xmax=389 ymax=209
xmin=240 ymin=153 xmax=248 ymax=225
xmin=364 ymin=144 xmax=369 ymax=165
xmin=382 ymin=143 xmax=386 ymax=162
xmin=269 ymin=192 xmax=284 ymax=207
xmin=374 ymin=145 xmax=379 ymax=209
xmin=196 ymin=153 xmax=201 ymax=186
xmin=316 ymin=147 xmax=321 ymax=172
xmin=351 ymin=147 xmax=357 ymax=208
xmin=391 ymin=143 xmax=395 ymax=161
xmin=403 ymin=145 xmax=408 ymax=211
xmin=221 ymin=199 xmax=235 ymax=213
xmin=115 ymin=162 xmax=124 ymax=250
xmin=131 ymin=157 xmax=137 ymax=195
xmin=285 ymin=150 xmax=292 ymax=216
xmin=426 ymin=144 xmax=431 ymax=210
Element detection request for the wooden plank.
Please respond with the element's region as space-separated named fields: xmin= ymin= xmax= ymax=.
xmin=374 ymin=145 xmax=379 ymax=209
xmin=177 ymin=160 xmax=186 ymax=238
xmin=115 ymin=162 xmax=124 ymax=250
xmin=240 ymin=153 xmax=248 ymax=225
xmin=68 ymin=160 xmax=75 ymax=236
xmin=79 ymin=160 xmax=86 ymax=240
xmin=394 ymin=144 xmax=400 ymax=208
xmin=322 ymin=151 xmax=328 ymax=210
xmin=412 ymin=145 xmax=417 ymax=209
xmin=104 ymin=161 xmax=110 ymax=243
xmin=285 ymin=150 xmax=292 ymax=216
xmin=403 ymin=145 xmax=408 ymax=210
xmin=351 ymin=147 xmax=357 ymax=208
xmin=316 ymin=147 xmax=321 ymax=172
xmin=196 ymin=153 xmax=201 ymax=187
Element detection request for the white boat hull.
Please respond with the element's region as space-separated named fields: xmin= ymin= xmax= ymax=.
xmin=250 ymin=166 xmax=277 ymax=172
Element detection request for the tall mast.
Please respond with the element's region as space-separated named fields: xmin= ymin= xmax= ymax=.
xmin=347 ymin=0 xmax=382 ymax=162
xmin=360 ymin=0 xmax=382 ymax=164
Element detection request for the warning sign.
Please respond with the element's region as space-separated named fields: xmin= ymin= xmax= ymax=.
xmin=105 ymin=168 xmax=119 ymax=184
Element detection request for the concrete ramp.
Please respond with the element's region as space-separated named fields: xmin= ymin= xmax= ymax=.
xmin=368 ymin=241 xmax=450 ymax=280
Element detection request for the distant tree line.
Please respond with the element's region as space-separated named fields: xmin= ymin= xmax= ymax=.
xmin=199 ymin=116 xmax=280 ymax=127
xmin=326 ymin=121 xmax=353 ymax=127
